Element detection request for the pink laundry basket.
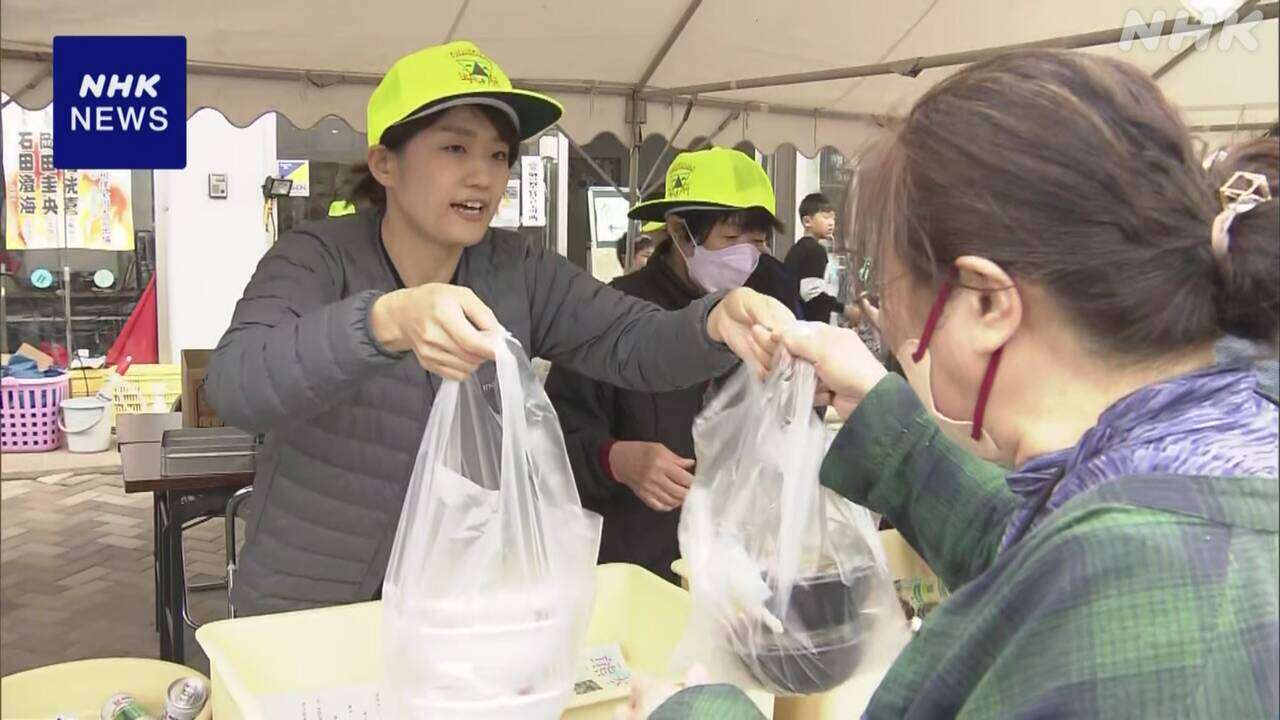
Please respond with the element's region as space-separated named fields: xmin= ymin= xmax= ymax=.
xmin=1 ymin=374 xmax=70 ymax=453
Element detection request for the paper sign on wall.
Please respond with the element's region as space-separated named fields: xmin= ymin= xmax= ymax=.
xmin=520 ymin=156 xmax=547 ymax=228
xmin=276 ymin=160 xmax=310 ymax=197
xmin=587 ymin=186 xmax=631 ymax=247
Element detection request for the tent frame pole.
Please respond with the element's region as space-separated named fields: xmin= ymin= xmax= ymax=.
xmin=443 ymin=0 xmax=471 ymax=43
xmin=625 ymin=95 xmax=645 ymax=272
xmin=637 ymin=0 xmax=704 ymax=88
xmin=643 ymin=2 xmax=1279 ymax=98
xmin=638 ymin=99 xmax=695 ymax=199
xmin=1190 ymin=120 xmax=1277 ymax=131
xmin=0 ymin=43 xmax=883 ymax=127
xmin=0 ymin=62 xmax=51 ymax=109
xmin=1154 ymin=0 xmax=1262 ymax=80
xmin=561 ymin=127 xmax=627 ymax=198
xmin=692 ymin=109 xmax=743 ymax=151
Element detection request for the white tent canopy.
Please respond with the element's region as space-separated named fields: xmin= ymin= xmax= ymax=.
xmin=2 ymin=0 xmax=1276 ymax=158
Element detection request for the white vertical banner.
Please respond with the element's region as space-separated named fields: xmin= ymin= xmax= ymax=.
xmin=520 ymin=155 xmax=547 ymax=228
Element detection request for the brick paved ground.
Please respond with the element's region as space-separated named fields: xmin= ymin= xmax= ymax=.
xmin=0 ymin=473 xmax=232 ymax=676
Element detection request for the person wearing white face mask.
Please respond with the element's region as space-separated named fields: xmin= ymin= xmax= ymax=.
xmin=544 ymin=147 xmax=801 ymax=583
xmin=639 ymin=50 xmax=1278 ymax=720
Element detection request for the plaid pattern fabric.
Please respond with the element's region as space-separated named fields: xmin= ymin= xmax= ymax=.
xmin=654 ymin=374 xmax=1279 ymax=719
xmin=999 ymin=365 xmax=1277 ymax=553
xmin=649 ymin=684 xmax=766 ymax=719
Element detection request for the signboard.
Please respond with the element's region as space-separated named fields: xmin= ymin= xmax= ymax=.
xmin=587 ymin=186 xmax=631 ymax=247
xmin=520 ymin=156 xmax=546 ymax=228
xmin=3 ymin=96 xmax=134 ymax=250
xmin=276 ymin=159 xmax=310 ymax=197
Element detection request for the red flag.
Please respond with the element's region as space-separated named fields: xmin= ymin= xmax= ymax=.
xmin=106 ymin=276 xmax=159 ymax=365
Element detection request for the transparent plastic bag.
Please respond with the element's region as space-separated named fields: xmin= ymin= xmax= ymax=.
xmin=383 ymin=331 xmax=603 ymax=720
xmin=673 ymin=348 xmax=910 ymax=696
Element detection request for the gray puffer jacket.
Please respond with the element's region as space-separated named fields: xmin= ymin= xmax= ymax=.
xmin=207 ymin=211 xmax=735 ymax=616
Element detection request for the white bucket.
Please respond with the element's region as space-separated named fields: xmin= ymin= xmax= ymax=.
xmin=58 ymin=397 xmax=112 ymax=453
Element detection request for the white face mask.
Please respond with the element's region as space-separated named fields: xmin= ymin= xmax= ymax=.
xmin=895 ymin=339 xmax=1004 ymax=462
xmin=891 ymin=281 xmax=1007 ymax=464
xmin=675 ymin=218 xmax=762 ymax=293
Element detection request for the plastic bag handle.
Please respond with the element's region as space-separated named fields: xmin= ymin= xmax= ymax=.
xmin=489 ymin=331 xmax=551 ymax=581
xmin=384 ymin=351 xmax=463 ymax=592
xmin=766 ymin=348 xmax=811 ymax=427
xmin=762 ymin=347 xmax=821 ymax=609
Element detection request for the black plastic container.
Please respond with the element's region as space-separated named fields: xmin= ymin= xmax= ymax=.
xmin=749 ymin=624 xmax=864 ymax=694
xmin=767 ymin=567 xmax=873 ymax=632
xmin=735 ymin=565 xmax=877 ymax=694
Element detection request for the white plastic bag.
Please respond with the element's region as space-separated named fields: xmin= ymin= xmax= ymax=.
xmin=383 ymin=332 xmax=603 ymax=720
xmin=673 ymin=347 xmax=910 ymax=696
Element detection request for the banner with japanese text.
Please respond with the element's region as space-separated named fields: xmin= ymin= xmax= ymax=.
xmin=3 ymin=98 xmax=134 ymax=250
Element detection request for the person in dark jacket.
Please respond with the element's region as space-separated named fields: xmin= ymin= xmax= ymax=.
xmin=545 ymin=147 xmax=800 ymax=583
xmin=206 ymin=43 xmax=795 ymax=616
xmin=785 ymin=192 xmax=854 ymax=324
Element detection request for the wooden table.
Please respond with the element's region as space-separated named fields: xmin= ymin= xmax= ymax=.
xmin=121 ymin=440 xmax=253 ymax=665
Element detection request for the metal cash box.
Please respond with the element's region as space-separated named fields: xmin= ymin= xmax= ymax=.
xmin=161 ymin=427 xmax=260 ymax=478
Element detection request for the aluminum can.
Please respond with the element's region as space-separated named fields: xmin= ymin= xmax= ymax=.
xmin=162 ymin=676 xmax=210 ymax=720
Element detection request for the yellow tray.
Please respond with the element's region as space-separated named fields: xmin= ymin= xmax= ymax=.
xmin=68 ymin=367 xmax=108 ymax=398
xmin=196 ymin=563 xmax=774 ymax=719
xmin=67 ymin=364 xmax=182 ymax=426
xmin=0 ymin=657 xmax=211 ymax=720
xmin=113 ymin=364 xmax=182 ymax=415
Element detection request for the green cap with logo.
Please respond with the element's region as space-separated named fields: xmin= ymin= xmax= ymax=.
xmin=628 ymin=147 xmax=780 ymax=226
xmin=367 ymin=41 xmax=563 ymax=148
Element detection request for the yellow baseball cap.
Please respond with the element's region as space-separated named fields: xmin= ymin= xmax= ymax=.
xmin=367 ymin=41 xmax=563 ymax=147
xmin=328 ymin=200 xmax=357 ymax=216
xmin=628 ymin=147 xmax=780 ymax=227
xmin=640 ymin=221 xmax=666 ymax=233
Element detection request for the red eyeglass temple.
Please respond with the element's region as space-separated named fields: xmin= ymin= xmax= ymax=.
xmin=911 ymin=282 xmax=953 ymax=364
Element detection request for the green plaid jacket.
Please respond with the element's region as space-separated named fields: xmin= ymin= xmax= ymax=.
xmin=654 ymin=374 xmax=1279 ymax=719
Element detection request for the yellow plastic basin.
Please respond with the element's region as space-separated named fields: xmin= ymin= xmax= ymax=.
xmin=196 ymin=563 xmax=773 ymax=719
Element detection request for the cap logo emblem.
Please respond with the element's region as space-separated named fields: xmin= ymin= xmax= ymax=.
xmin=669 ymin=168 xmax=692 ymax=198
xmin=452 ymin=49 xmax=497 ymax=86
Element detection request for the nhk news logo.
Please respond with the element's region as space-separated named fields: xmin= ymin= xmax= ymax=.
xmin=52 ymin=36 xmax=187 ymax=169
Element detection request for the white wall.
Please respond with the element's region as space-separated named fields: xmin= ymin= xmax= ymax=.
xmin=155 ymin=110 xmax=276 ymax=363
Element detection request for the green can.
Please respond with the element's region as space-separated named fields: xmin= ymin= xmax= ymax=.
xmin=895 ymin=577 xmax=949 ymax=616
xmin=101 ymin=694 xmax=157 ymax=720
